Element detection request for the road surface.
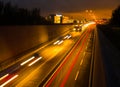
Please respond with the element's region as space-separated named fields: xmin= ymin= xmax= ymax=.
xmin=0 ymin=22 xmax=95 ymax=87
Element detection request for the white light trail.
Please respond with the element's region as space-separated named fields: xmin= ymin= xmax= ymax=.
xmin=28 ymin=57 xmax=42 ymax=66
xmin=0 ymin=75 xmax=18 ymax=87
xmin=20 ymin=56 xmax=35 ymax=66
xmin=53 ymin=40 xmax=60 ymax=45
xmin=0 ymin=74 xmax=9 ymax=81
xmin=84 ymin=22 xmax=96 ymax=27
xmin=75 ymin=71 xmax=79 ymax=80
xmin=80 ymin=59 xmax=83 ymax=65
xmin=58 ymin=40 xmax=63 ymax=45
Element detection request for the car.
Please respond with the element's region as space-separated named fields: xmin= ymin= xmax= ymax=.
xmin=73 ymin=24 xmax=82 ymax=32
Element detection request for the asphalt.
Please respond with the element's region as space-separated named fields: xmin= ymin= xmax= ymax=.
xmin=94 ymin=28 xmax=120 ymax=87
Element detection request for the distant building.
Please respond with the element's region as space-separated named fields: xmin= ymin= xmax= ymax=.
xmin=54 ymin=14 xmax=62 ymax=23
xmin=46 ymin=14 xmax=62 ymax=24
xmin=62 ymin=16 xmax=69 ymax=23
xmin=46 ymin=14 xmax=73 ymax=24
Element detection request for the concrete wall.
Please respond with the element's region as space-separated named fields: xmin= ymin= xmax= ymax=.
xmin=0 ymin=25 xmax=71 ymax=63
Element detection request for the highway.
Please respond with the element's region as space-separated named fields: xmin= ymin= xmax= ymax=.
xmin=0 ymin=22 xmax=95 ymax=87
xmin=44 ymin=23 xmax=95 ymax=87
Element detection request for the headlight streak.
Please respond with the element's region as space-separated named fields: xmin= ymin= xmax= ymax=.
xmin=64 ymin=35 xmax=71 ymax=39
xmin=28 ymin=57 xmax=42 ymax=66
xmin=83 ymin=22 xmax=96 ymax=28
xmin=0 ymin=56 xmax=42 ymax=86
xmin=0 ymin=74 xmax=9 ymax=81
xmin=58 ymin=40 xmax=63 ymax=45
xmin=75 ymin=71 xmax=79 ymax=80
xmin=20 ymin=56 xmax=35 ymax=66
xmin=0 ymin=75 xmax=18 ymax=87
xmin=53 ymin=40 xmax=64 ymax=45
xmin=53 ymin=40 xmax=60 ymax=45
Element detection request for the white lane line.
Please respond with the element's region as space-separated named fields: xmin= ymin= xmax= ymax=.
xmin=80 ymin=59 xmax=83 ymax=66
xmin=75 ymin=71 xmax=79 ymax=80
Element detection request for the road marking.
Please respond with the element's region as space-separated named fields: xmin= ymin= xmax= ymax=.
xmin=80 ymin=59 xmax=83 ymax=65
xmin=75 ymin=71 xmax=79 ymax=80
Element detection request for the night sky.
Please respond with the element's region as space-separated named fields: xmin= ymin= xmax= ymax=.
xmin=1 ymin=0 xmax=120 ymax=19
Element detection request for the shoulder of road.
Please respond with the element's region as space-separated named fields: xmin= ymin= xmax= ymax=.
xmin=96 ymin=24 xmax=120 ymax=87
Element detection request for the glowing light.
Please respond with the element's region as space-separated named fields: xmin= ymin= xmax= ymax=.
xmin=73 ymin=28 xmax=76 ymax=31
xmin=0 ymin=74 xmax=9 ymax=81
xmin=75 ymin=71 xmax=79 ymax=80
xmin=58 ymin=40 xmax=63 ymax=45
xmin=64 ymin=34 xmax=71 ymax=39
xmin=0 ymin=75 xmax=18 ymax=87
xmin=53 ymin=40 xmax=60 ymax=45
xmin=83 ymin=22 xmax=96 ymax=28
xmin=20 ymin=56 xmax=35 ymax=66
xmin=53 ymin=40 xmax=64 ymax=45
xmin=56 ymin=14 xmax=62 ymax=17
xmin=28 ymin=57 xmax=42 ymax=66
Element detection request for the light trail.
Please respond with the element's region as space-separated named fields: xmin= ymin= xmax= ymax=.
xmin=80 ymin=59 xmax=83 ymax=65
xmin=75 ymin=71 xmax=79 ymax=80
xmin=0 ymin=74 xmax=9 ymax=81
xmin=60 ymin=28 xmax=91 ymax=87
xmin=45 ymin=28 xmax=88 ymax=87
xmin=83 ymin=22 xmax=96 ymax=29
xmin=0 ymin=75 xmax=18 ymax=87
xmin=20 ymin=56 xmax=35 ymax=66
xmin=28 ymin=57 xmax=42 ymax=66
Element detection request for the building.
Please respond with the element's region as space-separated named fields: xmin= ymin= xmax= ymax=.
xmin=47 ymin=14 xmax=73 ymax=24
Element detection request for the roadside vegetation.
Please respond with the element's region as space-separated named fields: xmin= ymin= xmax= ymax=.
xmin=0 ymin=1 xmax=52 ymax=25
xmin=97 ymin=5 xmax=120 ymax=50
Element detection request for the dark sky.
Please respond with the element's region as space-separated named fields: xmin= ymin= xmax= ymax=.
xmin=1 ymin=0 xmax=120 ymax=18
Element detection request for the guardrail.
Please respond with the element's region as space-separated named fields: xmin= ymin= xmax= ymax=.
xmin=88 ymin=28 xmax=96 ymax=87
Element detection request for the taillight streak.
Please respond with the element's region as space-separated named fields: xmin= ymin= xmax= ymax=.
xmin=45 ymin=29 xmax=89 ymax=87
xmin=60 ymin=29 xmax=91 ymax=87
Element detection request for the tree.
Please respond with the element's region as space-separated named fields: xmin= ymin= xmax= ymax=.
xmin=0 ymin=1 xmax=4 ymax=16
xmin=0 ymin=1 xmax=50 ymax=25
xmin=110 ymin=5 xmax=120 ymax=27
